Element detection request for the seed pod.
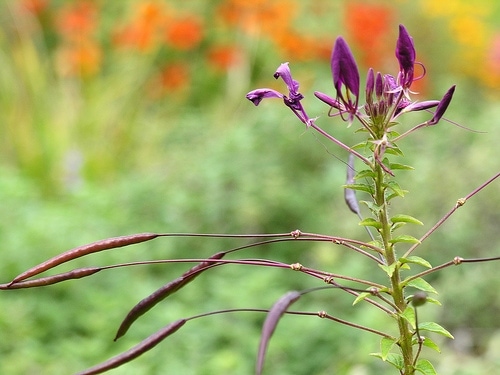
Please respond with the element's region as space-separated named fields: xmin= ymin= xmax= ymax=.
xmin=2 ymin=268 xmax=101 ymax=289
xmin=114 ymin=251 xmax=226 ymax=341
xmin=344 ymin=153 xmax=360 ymax=215
xmin=9 ymin=233 xmax=159 ymax=285
xmin=76 ymin=319 xmax=186 ymax=375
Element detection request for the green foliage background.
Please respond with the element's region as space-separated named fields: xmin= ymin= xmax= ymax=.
xmin=1 ymin=1 xmax=500 ymax=374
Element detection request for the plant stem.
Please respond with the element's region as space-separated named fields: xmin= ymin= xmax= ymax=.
xmin=374 ymin=163 xmax=414 ymax=374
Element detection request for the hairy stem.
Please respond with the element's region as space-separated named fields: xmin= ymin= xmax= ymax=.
xmin=374 ymin=163 xmax=414 ymax=374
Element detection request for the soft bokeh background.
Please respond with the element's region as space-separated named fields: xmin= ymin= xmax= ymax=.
xmin=1 ymin=0 xmax=500 ymax=374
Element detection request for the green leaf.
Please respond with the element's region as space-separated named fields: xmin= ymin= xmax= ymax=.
xmin=343 ymin=183 xmax=374 ymax=195
xmin=390 ymin=214 xmax=423 ymax=226
xmin=420 ymin=337 xmax=441 ymax=353
xmin=366 ymin=240 xmax=383 ymax=248
xmin=404 ymin=277 xmax=438 ymax=294
xmin=389 ymin=235 xmax=421 ymax=244
xmin=351 ymin=141 xmax=370 ymax=150
xmin=390 ymin=163 xmax=415 ymax=171
xmin=400 ymin=256 xmax=432 ymax=269
xmin=379 ymin=262 xmax=398 ymax=277
xmin=400 ymin=306 xmax=416 ymax=329
xmin=425 ymin=297 xmax=442 ymax=306
xmin=359 ymin=200 xmax=382 ymax=214
xmin=369 ymin=352 xmax=404 ymax=370
xmin=385 ymin=146 xmax=404 ymax=157
xmin=390 ymin=222 xmax=407 ymax=232
xmin=352 ymin=292 xmax=371 ymax=306
xmin=387 ymin=129 xmax=401 ymax=136
xmin=385 ymin=181 xmax=406 ymax=197
xmin=355 ymin=170 xmax=376 ymax=179
xmin=380 ymin=337 xmax=397 ymax=360
xmin=418 ymin=322 xmax=454 ymax=339
xmin=415 ymin=359 xmax=437 ymax=375
xmin=359 ymin=217 xmax=382 ymax=229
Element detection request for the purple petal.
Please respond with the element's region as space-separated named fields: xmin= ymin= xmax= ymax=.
xmin=332 ymin=37 xmax=360 ymax=99
xmin=396 ymin=25 xmax=416 ymax=89
xmin=365 ymin=68 xmax=374 ymax=104
xmin=375 ymin=72 xmax=384 ymax=98
xmin=246 ymin=89 xmax=283 ymax=106
xmin=405 ymin=100 xmax=440 ymax=112
xmin=314 ymin=91 xmax=342 ymax=109
xmin=427 ymin=85 xmax=456 ymax=125
xmin=274 ymin=62 xmax=300 ymax=98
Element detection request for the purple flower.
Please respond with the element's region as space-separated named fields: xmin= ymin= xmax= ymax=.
xmin=246 ymin=63 xmax=312 ymax=126
xmin=427 ymin=85 xmax=456 ymax=125
xmin=246 ymin=89 xmax=283 ymax=106
xmin=365 ymin=68 xmax=375 ymax=105
xmin=396 ymin=24 xmax=416 ymax=90
xmin=331 ymin=37 xmax=360 ymax=121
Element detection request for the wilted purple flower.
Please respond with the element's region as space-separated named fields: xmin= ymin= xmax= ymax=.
xmin=396 ymin=24 xmax=416 ymax=90
xmin=331 ymin=37 xmax=360 ymax=122
xmin=246 ymin=62 xmax=312 ymax=126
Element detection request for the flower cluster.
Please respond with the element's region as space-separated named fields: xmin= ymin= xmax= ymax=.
xmin=247 ymin=25 xmax=456 ymax=159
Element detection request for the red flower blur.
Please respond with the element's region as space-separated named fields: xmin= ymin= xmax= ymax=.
xmin=165 ymin=16 xmax=204 ymax=51
xmin=344 ymin=2 xmax=394 ymax=69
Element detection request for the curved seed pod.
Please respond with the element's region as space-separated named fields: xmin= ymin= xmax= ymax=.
xmin=256 ymin=291 xmax=301 ymax=375
xmin=344 ymin=153 xmax=360 ymax=215
xmin=1 ymin=268 xmax=101 ymax=289
xmin=75 ymin=319 xmax=186 ymax=375
xmin=9 ymin=233 xmax=159 ymax=285
xmin=114 ymin=251 xmax=226 ymax=341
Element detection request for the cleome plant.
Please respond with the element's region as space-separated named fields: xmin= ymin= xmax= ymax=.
xmin=2 ymin=24 xmax=500 ymax=375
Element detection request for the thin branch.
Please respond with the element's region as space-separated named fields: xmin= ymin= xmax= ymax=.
xmin=403 ymin=171 xmax=500 ymax=258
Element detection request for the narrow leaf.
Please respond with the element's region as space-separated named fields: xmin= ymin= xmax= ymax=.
xmin=256 ymin=291 xmax=301 ymax=375
xmin=370 ymin=352 xmax=404 ymax=370
xmin=400 ymin=256 xmax=432 ymax=269
xmin=389 ymin=235 xmax=420 ymax=244
xmin=9 ymin=233 xmax=160 ymax=285
xmin=400 ymin=306 xmax=416 ymax=329
xmin=379 ymin=262 xmax=398 ymax=277
xmin=355 ymin=170 xmax=376 ymax=179
xmin=115 ymin=252 xmax=225 ymax=340
xmin=385 ymin=353 xmax=404 ymax=370
xmin=380 ymin=337 xmax=397 ymax=360
xmin=385 ymin=144 xmax=404 ymax=156
xmin=425 ymin=297 xmax=442 ymax=306
xmin=389 ymin=163 xmax=414 ymax=171
xmin=352 ymin=292 xmax=371 ymax=306
xmin=404 ymin=277 xmax=438 ymax=294
xmin=343 ymin=183 xmax=374 ymax=195
xmin=419 ymin=337 xmax=441 ymax=353
xmin=418 ymin=322 xmax=454 ymax=339
xmin=385 ymin=181 xmax=406 ymax=197
xmin=359 ymin=218 xmax=382 ymax=229
xmin=76 ymin=319 xmax=186 ymax=375
xmin=415 ymin=358 xmax=437 ymax=375
xmin=390 ymin=214 xmax=423 ymax=226
xmin=359 ymin=201 xmax=382 ymax=214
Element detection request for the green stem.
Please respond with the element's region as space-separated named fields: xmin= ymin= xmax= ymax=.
xmin=374 ymin=164 xmax=414 ymax=374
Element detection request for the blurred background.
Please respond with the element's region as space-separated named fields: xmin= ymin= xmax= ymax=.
xmin=1 ymin=0 xmax=500 ymax=374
